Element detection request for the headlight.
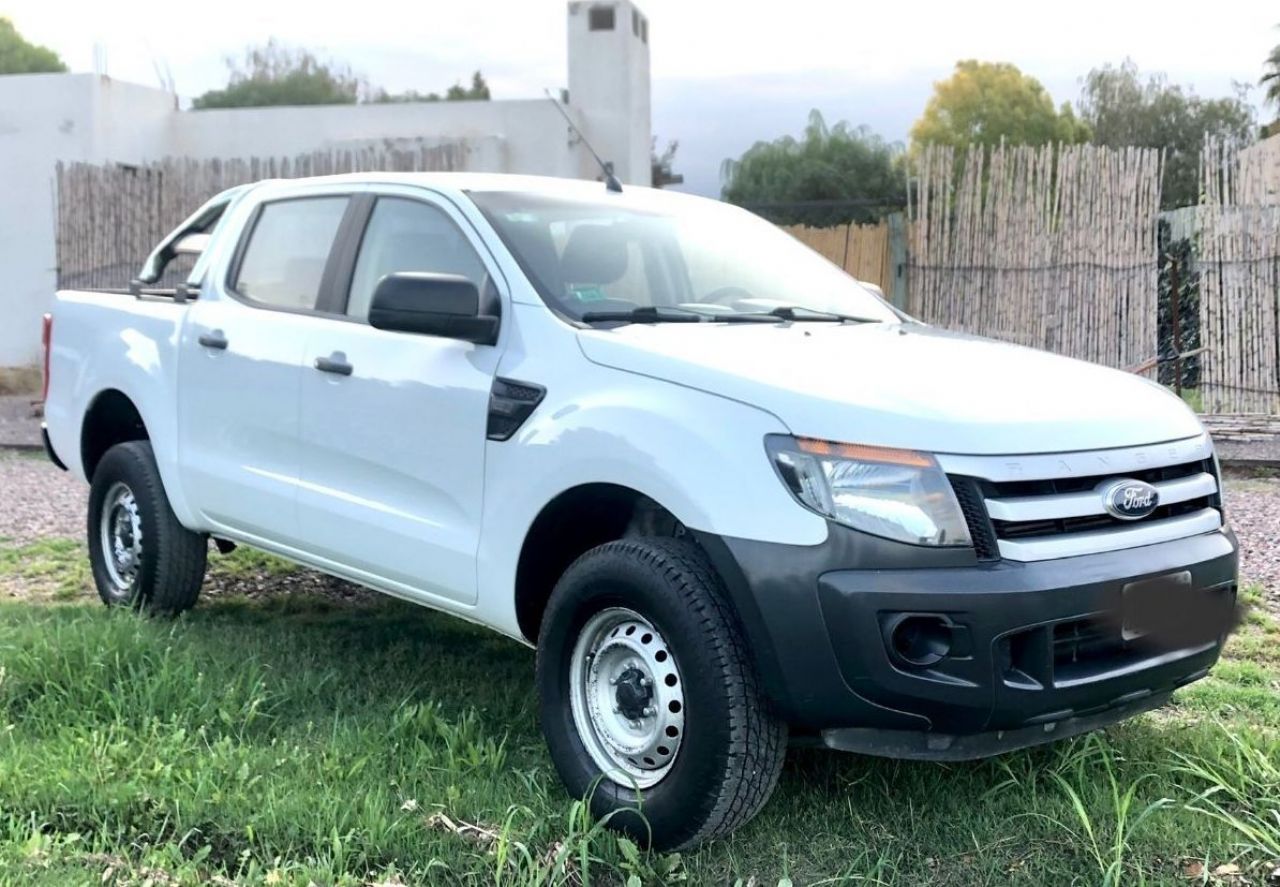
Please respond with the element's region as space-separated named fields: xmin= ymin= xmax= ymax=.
xmin=766 ymin=435 xmax=972 ymax=547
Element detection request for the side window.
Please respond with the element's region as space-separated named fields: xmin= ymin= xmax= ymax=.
xmin=232 ymin=197 xmax=349 ymax=311
xmin=346 ymin=197 xmax=488 ymax=320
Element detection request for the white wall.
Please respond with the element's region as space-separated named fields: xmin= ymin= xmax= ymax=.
xmin=0 ymin=74 xmax=176 ymax=365
xmin=169 ymin=99 xmax=598 ymax=181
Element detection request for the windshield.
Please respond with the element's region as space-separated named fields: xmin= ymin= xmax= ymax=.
xmin=469 ymin=190 xmax=901 ymax=324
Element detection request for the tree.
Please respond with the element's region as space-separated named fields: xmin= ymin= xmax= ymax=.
xmin=721 ymin=110 xmax=906 ymax=226
xmin=1078 ymin=61 xmax=1256 ymax=208
xmin=371 ymin=70 xmax=491 ymax=104
xmin=193 ymin=40 xmax=361 ymax=109
xmin=910 ymin=60 xmax=1089 ymax=151
xmin=1262 ymin=36 xmax=1280 ymax=111
xmin=652 ymin=138 xmax=681 ymax=188
xmin=0 ymin=17 xmax=67 ymax=74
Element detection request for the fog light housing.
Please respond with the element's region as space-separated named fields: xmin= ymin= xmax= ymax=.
xmin=887 ymin=614 xmax=954 ymax=667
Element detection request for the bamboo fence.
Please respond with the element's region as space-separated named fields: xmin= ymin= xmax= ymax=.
xmin=55 ymin=142 xmax=468 ymax=289
xmin=907 ymin=143 xmax=1163 ymax=373
xmin=784 ymin=221 xmax=892 ymax=292
xmin=1197 ymin=136 xmax=1280 ymax=414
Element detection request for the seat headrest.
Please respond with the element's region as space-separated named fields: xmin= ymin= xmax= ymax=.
xmin=559 ymin=224 xmax=628 ymax=286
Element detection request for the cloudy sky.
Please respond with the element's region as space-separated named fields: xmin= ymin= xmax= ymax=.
xmin=7 ymin=0 xmax=1277 ymax=195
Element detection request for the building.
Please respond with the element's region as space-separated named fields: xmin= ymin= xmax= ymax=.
xmin=0 ymin=0 xmax=652 ymax=366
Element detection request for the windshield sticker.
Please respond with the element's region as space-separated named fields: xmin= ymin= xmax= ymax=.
xmin=569 ymin=285 xmax=608 ymax=302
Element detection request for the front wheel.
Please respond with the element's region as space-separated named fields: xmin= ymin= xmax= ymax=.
xmin=87 ymin=441 xmax=207 ymax=614
xmin=536 ymin=537 xmax=786 ymax=850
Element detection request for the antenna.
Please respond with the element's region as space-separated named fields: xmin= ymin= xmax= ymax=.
xmin=544 ymin=89 xmax=623 ymax=193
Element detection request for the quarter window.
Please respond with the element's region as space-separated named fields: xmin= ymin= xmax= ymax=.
xmin=232 ymin=197 xmax=348 ymax=311
xmin=346 ymin=197 xmax=488 ymax=320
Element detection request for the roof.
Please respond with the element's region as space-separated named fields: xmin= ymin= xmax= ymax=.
xmin=244 ymin=171 xmax=713 ymax=210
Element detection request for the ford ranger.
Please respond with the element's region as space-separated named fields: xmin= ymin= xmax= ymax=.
xmin=41 ymin=173 xmax=1239 ymax=850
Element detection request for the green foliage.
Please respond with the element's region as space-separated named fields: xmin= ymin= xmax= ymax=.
xmin=370 ymin=70 xmax=491 ymax=104
xmin=721 ymin=110 xmax=906 ymax=226
xmin=1078 ymin=60 xmax=1256 ymax=209
xmin=910 ymin=60 xmax=1090 ymax=152
xmin=0 ymin=17 xmax=66 ymax=75
xmin=1262 ymin=37 xmax=1280 ymax=110
xmin=193 ymin=45 xmax=493 ymax=110
xmin=193 ymin=40 xmax=360 ymax=109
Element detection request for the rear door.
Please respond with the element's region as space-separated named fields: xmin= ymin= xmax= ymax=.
xmin=179 ymin=191 xmax=352 ymax=546
xmin=294 ymin=188 xmax=505 ymax=605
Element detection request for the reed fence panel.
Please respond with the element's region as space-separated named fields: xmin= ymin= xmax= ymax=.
xmin=907 ymin=143 xmax=1163 ymax=374
xmin=55 ymin=143 xmax=468 ymax=289
xmin=1198 ymin=136 xmax=1280 ymax=414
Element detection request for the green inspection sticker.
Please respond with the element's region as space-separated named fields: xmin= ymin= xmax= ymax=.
xmin=569 ymin=285 xmax=608 ymax=302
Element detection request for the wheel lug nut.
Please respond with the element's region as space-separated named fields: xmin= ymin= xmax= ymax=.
xmin=642 ymin=706 xmax=655 ymax=717
xmin=639 ymin=677 xmax=651 ymax=688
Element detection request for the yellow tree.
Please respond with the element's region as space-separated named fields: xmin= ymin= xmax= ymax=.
xmin=910 ymin=60 xmax=1088 ymax=151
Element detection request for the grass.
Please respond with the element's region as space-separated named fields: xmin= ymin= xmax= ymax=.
xmin=0 ymin=539 xmax=1278 ymax=885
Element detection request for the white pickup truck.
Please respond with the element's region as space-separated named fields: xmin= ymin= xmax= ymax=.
xmin=42 ymin=173 xmax=1238 ymax=850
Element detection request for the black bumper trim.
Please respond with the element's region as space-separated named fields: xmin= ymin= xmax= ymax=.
xmin=41 ymin=423 xmax=67 ymax=471
xmin=820 ymin=689 xmax=1173 ymax=761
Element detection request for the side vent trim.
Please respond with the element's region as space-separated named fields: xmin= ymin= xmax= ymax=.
xmin=487 ymin=377 xmax=546 ymax=441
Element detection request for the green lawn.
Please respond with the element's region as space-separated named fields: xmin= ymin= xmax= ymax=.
xmin=1 ymin=543 xmax=1277 ymax=886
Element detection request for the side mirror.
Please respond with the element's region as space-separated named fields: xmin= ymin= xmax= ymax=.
xmin=368 ymin=272 xmax=499 ymax=345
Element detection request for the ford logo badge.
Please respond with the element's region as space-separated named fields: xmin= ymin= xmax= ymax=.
xmin=1100 ymin=479 xmax=1160 ymax=521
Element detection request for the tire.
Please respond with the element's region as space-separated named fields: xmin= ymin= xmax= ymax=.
xmin=87 ymin=440 xmax=207 ymax=614
xmin=536 ymin=537 xmax=786 ymax=850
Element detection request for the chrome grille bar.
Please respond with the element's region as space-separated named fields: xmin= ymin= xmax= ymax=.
xmin=996 ymin=508 xmax=1222 ymax=561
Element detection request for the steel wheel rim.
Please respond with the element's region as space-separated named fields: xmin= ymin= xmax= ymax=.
xmin=568 ymin=606 xmax=686 ymax=789
xmin=100 ymin=481 xmax=142 ymax=598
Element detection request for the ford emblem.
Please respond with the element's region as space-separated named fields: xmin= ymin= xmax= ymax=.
xmin=1100 ymin=479 xmax=1160 ymax=521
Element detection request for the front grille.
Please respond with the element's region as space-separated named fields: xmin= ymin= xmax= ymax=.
xmin=946 ymin=447 xmax=1222 ymax=562
xmin=949 ymin=476 xmax=999 ymax=560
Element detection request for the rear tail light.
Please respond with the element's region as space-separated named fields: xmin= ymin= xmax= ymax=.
xmin=41 ymin=313 xmax=52 ymax=402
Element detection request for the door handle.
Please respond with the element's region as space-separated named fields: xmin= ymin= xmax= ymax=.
xmin=198 ymin=331 xmax=228 ymax=350
xmin=314 ymin=354 xmax=353 ymax=376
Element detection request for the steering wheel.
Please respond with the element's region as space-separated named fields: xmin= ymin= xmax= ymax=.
xmin=701 ymin=286 xmax=755 ymax=306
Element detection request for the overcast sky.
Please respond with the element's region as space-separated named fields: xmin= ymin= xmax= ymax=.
xmin=7 ymin=0 xmax=1276 ymax=195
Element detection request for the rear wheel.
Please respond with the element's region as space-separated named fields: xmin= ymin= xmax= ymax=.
xmin=536 ymin=537 xmax=786 ymax=850
xmin=87 ymin=441 xmax=207 ymax=614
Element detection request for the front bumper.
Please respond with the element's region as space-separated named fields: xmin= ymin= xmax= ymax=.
xmin=696 ymin=525 xmax=1238 ymax=760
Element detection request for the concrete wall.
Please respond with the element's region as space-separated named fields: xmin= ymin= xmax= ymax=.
xmin=168 ymin=99 xmax=599 ymax=182
xmin=0 ymin=74 xmax=177 ymax=366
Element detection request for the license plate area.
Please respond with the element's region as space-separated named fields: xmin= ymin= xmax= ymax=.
xmin=1122 ymin=570 xmax=1194 ymax=642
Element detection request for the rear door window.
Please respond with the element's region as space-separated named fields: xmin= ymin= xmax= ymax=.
xmin=232 ymin=197 xmax=349 ymax=311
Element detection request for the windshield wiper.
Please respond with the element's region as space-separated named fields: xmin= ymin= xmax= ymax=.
xmin=580 ymin=306 xmax=783 ymax=325
xmin=744 ymin=306 xmax=883 ymax=324
xmin=580 ymin=306 xmax=704 ymax=324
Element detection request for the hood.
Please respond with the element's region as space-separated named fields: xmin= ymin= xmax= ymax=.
xmin=576 ymin=322 xmax=1203 ymax=456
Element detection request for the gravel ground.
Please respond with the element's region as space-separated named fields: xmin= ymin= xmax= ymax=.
xmin=1 ymin=451 xmax=89 ymax=544
xmin=1 ymin=451 xmax=1277 ymax=609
